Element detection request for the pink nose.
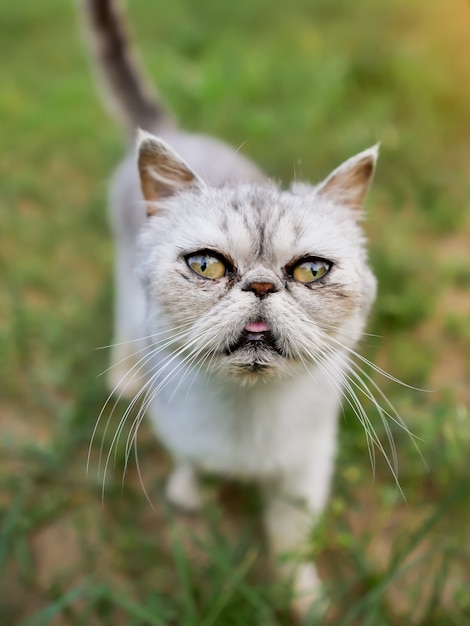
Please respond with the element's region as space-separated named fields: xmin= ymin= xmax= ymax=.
xmin=247 ymin=281 xmax=276 ymax=299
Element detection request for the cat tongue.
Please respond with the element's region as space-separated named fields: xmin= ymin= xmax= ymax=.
xmin=244 ymin=321 xmax=270 ymax=333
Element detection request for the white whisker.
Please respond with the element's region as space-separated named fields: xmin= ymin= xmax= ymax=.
xmin=318 ymin=348 xmax=403 ymax=492
xmin=340 ymin=353 xmax=427 ymax=469
xmin=302 ymin=325 xmax=423 ymax=496
xmin=121 ymin=330 xmax=212 ymax=478
xmin=102 ymin=335 xmax=198 ymax=492
xmin=309 ymin=347 xmax=378 ymax=474
xmin=326 ymin=334 xmax=430 ymax=392
xmin=134 ymin=435 xmax=157 ymax=512
xmin=91 ymin=325 xmax=195 ymax=492
xmin=94 ymin=319 xmax=196 ymax=351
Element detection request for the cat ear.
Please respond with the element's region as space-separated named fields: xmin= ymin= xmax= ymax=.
xmin=316 ymin=144 xmax=379 ymax=212
xmin=137 ymin=130 xmax=203 ymax=215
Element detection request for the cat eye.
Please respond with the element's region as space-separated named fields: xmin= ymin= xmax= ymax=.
xmin=186 ymin=252 xmax=227 ymax=280
xmin=292 ymin=258 xmax=331 ymax=284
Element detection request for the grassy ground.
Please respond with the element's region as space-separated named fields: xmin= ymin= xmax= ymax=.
xmin=1 ymin=0 xmax=470 ymax=624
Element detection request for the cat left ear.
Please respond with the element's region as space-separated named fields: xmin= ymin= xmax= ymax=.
xmin=316 ymin=144 xmax=379 ymax=212
xmin=137 ymin=130 xmax=204 ymax=216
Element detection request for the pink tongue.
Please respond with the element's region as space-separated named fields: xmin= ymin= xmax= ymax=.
xmin=244 ymin=321 xmax=270 ymax=333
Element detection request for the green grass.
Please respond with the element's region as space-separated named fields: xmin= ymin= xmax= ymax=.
xmin=1 ymin=0 xmax=470 ymax=624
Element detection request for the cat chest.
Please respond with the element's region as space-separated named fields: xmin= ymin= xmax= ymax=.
xmin=148 ymin=375 xmax=338 ymax=479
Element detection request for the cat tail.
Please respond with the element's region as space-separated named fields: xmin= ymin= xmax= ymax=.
xmin=80 ymin=0 xmax=175 ymax=135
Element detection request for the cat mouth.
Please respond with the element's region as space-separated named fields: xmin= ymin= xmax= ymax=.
xmin=225 ymin=321 xmax=282 ymax=356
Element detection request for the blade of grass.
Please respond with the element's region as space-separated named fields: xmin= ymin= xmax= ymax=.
xmin=0 ymin=489 xmax=26 ymax=577
xmin=169 ymin=527 xmax=199 ymax=625
xmin=337 ymin=478 xmax=467 ymax=625
xmin=199 ymin=547 xmax=259 ymax=626
xmin=18 ymin=583 xmax=92 ymax=626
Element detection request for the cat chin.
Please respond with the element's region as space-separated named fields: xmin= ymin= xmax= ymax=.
xmin=225 ymin=363 xmax=283 ymax=385
xmin=213 ymin=350 xmax=299 ymax=385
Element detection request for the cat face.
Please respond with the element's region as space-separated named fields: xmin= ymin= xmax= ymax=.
xmin=137 ymin=133 xmax=378 ymax=383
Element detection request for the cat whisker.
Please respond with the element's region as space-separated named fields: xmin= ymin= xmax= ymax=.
xmin=317 ymin=348 xmax=401 ymax=487
xmin=97 ymin=329 xmax=192 ymax=449
xmin=167 ymin=344 xmax=213 ymax=404
xmin=102 ymin=334 xmax=199 ymax=492
xmin=317 ymin=320 xmax=384 ymax=340
xmin=304 ymin=333 xmax=409 ymax=486
xmin=131 ymin=331 xmax=212 ymax=420
xmin=184 ymin=340 xmax=220 ymax=399
xmin=310 ymin=347 xmax=379 ymax=475
xmin=297 ymin=350 xmax=360 ymax=453
xmin=121 ymin=331 xmax=212 ymax=481
xmin=122 ymin=349 xmax=208 ymax=485
xmin=320 ymin=330 xmax=426 ymax=458
xmin=222 ymin=140 xmax=250 ymax=182
xmin=299 ymin=342 xmax=375 ymax=471
xmin=133 ymin=436 xmax=157 ymax=512
xmin=94 ymin=319 xmax=196 ymax=351
xmin=97 ymin=321 xmax=195 ymax=380
xmin=326 ymin=334 xmax=430 ymax=392
xmin=91 ymin=325 xmax=195 ymax=489
xmin=307 ymin=332 xmax=418 ymax=494
xmin=97 ymin=342 xmax=156 ymax=380
xmin=336 ymin=355 xmax=399 ymax=475
xmin=340 ymin=353 xmax=427 ymax=469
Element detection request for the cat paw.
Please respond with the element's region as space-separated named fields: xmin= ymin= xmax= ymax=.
xmin=291 ymin=563 xmax=328 ymax=622
xmin=166 ymin=464 xmax=204 ymax=513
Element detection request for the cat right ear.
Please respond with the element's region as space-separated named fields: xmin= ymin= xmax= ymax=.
xmin=316 ymin=144 xmax=379 ymax=213
xmin=137 ymin=130 xmax=204 ymax=216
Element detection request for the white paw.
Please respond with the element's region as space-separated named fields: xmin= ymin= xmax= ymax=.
xmin=291 ymin=563 xmax=328 ymax=621
xmin=166 ymin=464 xmax=204 ymax=512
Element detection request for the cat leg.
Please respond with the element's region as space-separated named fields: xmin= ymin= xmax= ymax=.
xmin=166 ymin=461 xmax=205 ymax=512
xmin=262 ymin=464 xmax=332 ymax=620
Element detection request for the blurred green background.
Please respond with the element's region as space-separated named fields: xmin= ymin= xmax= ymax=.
xmin=1 ymin=0 xmax=469 ymax=624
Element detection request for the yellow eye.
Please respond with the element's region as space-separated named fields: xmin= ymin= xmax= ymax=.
xmin=292 ymin=258 xmax=330 ymax=284
xmin=187 ymin=253 xmax=226 ymax=279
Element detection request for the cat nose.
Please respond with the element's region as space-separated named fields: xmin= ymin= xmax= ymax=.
xmin=244 ymin=281 xmax=277 ymax=299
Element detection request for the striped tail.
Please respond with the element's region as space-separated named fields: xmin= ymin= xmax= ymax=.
xmin=81 ymin=0 xmax=174 ymax=134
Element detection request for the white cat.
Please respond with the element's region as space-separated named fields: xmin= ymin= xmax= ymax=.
xmin=83 ymin=0 xmax=378 ymax=617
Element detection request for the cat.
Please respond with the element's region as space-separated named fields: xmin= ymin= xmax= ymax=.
xmin=82 ymin=0 xmax=378 ymax=618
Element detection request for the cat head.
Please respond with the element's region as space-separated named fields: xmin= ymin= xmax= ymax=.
xmin=136 ymin=131 xmax=378 ymax=384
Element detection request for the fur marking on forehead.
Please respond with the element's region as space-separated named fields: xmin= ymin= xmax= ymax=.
xmin=152 ymin=182 xmax=366 ymax=269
